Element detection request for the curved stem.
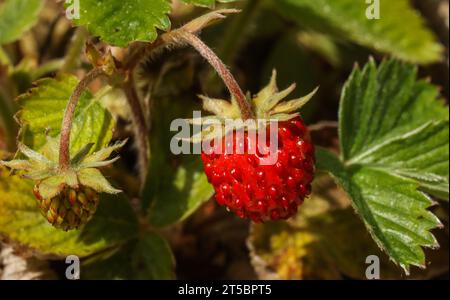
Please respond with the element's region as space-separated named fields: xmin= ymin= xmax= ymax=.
xmin=123 ymin=72 xmax=149 ymax=184
xmin=59 ymin=68 xmax=106 ymax=170
xmin=176 ymin=30 xmax=254 ymax=120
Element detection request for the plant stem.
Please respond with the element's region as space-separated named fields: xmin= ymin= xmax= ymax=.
xmin=59 ymin=68 xmax=106 ymax=170
xmin=123 ymin=72 xmax=149 ymax=184
xmin=176 ymin=30 xmax=254 ymax=120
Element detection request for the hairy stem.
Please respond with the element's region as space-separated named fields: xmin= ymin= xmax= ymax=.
xmin=123 ymin=72 xmax=149 ymax=184
xmin=175 ymin=30 xmax=254 ymax=120
xmin=59 ymin=68 xmax=106 ymax=170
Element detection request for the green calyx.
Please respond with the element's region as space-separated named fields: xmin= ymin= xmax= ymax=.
xmin=1 ymin=137 xmax=127 ymax=200
xmin=189 ymin=70 xmax=318 ymax=142
xmin=202 ymin=70 xmax=318 ymax=120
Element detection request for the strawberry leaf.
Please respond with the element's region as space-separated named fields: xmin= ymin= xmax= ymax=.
xmin=0 ymin=0 xmax=43 ymax=45
xmin=0 ymin=168 xmax=138 ymax=257
xmin=273 ymin=0 xmax=443 ymax=64
xmin=17 ymin=74 xmax=114 ymax=156
xmin=316 ymin=59 xmax=448 ymax=273
xmin=66 ymin=0 xmax=172 ymax=47
xmin=340 ymin=59 xmax=449 ymax=199
xmin=65 ymin=0 xmax=240 ymax=47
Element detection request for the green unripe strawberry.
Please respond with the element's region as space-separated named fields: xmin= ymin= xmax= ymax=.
xmin=1 ymin=138 xmax=127 ymax=231
xmin=33 ymin=185 xmax=100 ymax=231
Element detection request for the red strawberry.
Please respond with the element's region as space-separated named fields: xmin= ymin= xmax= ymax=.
xmin=192 ymin=70 xmax=318 ymax=222
xmin=201 ymin=117 xmax=315 ymax=222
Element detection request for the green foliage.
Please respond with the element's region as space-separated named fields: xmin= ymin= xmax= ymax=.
xmin=147 ymin=157 xmax=213 ymax=227
xmin=249 ymin=177 xmax=449 ymax=279
xmin=67 ymin=0 xmax=171 ymax=47
xmin=248 ymin=182 xmax=395 ymax=279
xmin=82 ymin=232 xmax=175 ymax=279
xmin=339 ymin=59 xmax=449 ymax=198
xmin=132 ymin=232 xmax=175 ymax=279
xmin=0 ymin=168 xmax=138 ymax=257
xmin=0 ymin=0 xmax=43 ymax=45
xmin=66 ymin=0 xmax=238 ymax=47
xmin=17 ymin=74 xmax=114 ymax=155
xmin=316 ymin=59 xmax=448 ymax=273
xmin=272 ymin=0 xmax=443 ymax=64
xmin=144 ymin=96 xmax=214 ymax=228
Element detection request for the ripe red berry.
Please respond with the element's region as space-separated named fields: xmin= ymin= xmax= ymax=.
xmin=201 ymin=117 xmax=315 ymax=222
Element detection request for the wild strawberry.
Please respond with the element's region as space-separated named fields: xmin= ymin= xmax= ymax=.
xmin=192 ymin=70 xmax=317 ymax=222
xmin=1 ymin=139 xmax=126 ymax=231
xmin=33 ymin=185 xmax=100 ymax=231
xmin=201 ymin=117 xmax=314 ymax=222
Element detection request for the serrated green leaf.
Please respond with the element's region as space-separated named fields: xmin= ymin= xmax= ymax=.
xmin=0 ymin=168 xmax=138 ymax=257
xmin=317 ymin=148 xmax=442 ymax=272
xmin=340 ymin=59 xmax=449 ymax=198
xmin=66 ymin=0 xmax=171 ymax=47
xmin=17 ymin=74 xmax=114 ymax=156
xmin=273 ymin=0 xmax=443 ymax=64
xmin=82 ymin=232 xmax=175 ymax=279
xmin=0 ymin=0 xmax=43 ymax=45
xmin=316 ymin=58 xmax=448 ymax=273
